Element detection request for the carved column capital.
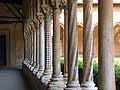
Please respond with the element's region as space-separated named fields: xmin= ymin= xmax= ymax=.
xmin=24 ymin=32 xmax=27 ymax=39
xmin=51 ymin=1 xmax=63 ymax=14
xmin=30 ymin=22 xmax=36 ymax=31
xmin=24 ymin=28 xmax=28 ymax=39
xmin=36 ymin=13 xmax=44 ymax=24
xmin=51 ymin=0 xmax=60 ymax=8
xmin=28 ymin=25 xmax=32 ymax=33
xmin=41 ymin=5 xmax=51 ymax=15
xmin=83 ymin=0 xmax=92 ymax=4
xmin=33 ymin=19 xmax=39 ymax=29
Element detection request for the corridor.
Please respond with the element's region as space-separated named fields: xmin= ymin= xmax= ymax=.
xmin=0 ymin=67 xmax=32 ymax=90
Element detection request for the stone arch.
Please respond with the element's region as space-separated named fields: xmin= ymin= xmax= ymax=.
xmin=60 ymin=23 xmax=64 ymax=56
xmin=77 ymin=24 xmax=83 ymax=56
xmin=93 ymin=24 xmax=98 ymax=57
xmin=114 ymin=22 xmax=120 ymax=57
xmin=59 ymin=23 xmax=84 ymax=57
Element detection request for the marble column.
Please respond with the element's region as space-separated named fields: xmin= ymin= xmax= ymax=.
xmin=27 ymin=28 xmax=31 ymax=66
xmin=98 ymin=0 xmax=116 ymax=90
xmin=64 ymin=3 xmax=68 ymax=81
xmin=36 ymin=13 xmax=45 ymax=78
xmin=25 ymin=28 xmax=30 ymax=67
xmin=40 ymin=5 xmax=52 ymax=85
xmin=29 ymin=25 xmax=34 ymax=69
xmin=81 ymin=0 xmax=97 ymax=90
xmin=32 ymin=19 xmax=40 ymax=74
xmin=30 ymin=22 xmax=37 ymax=71
xmin=65 ymin=0 xmax=81 ymax=90
xmin=23 ymin=29 xmax=28 ymax=65
xmin=48 ymin=1 xmax=66 ymax=90
xmin=28 ymin=25 xmax=33 ymax=69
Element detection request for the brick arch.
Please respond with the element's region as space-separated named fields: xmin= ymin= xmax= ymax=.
xmin=114 ymin=22 xmax=120 ymax=57
xmin=93 ymin=24 xmax=98 ymax=57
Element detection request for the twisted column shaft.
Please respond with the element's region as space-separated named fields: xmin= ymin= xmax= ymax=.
xmin=65 ymin=0 xmax=81 ymax=89
xmin=81 ymin=0 xmax=97 ymax=89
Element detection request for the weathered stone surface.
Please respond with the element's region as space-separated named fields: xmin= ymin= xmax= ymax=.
xmin=40 ymin=5 xmax=52 ymax=85
xmin=81 ymin=0 xmax=97 ymax=90
xmin=98 ymin=0 xmax=116 ymax=90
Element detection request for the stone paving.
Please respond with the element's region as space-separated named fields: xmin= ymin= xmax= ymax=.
xmin=0 ymin=67 xmax=31 ymax=90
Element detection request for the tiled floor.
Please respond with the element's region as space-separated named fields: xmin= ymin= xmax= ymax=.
xmin=0 ymin=67 xmax=31 ymax=90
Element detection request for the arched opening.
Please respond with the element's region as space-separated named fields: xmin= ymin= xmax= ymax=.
xmin=114 ymin=23 xmax=120 ymax=57
xmin=60 ymin=24 xmax=64 ymax=56
xmin=77 ymin=24 xmax=83 ymax=56
xmin=93 ymin=25 xmax=98 ymax=57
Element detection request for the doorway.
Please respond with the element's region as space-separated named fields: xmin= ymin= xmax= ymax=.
xmin=0 ymin=35 xmax=6 ymax=66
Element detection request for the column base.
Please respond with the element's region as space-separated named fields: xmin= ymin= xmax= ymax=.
xmin=30 ymin=64 xmax=35 ymax=71
xmin=28 ymin=64 xmax=32 ymax=69
xmin=65 ymin=81 xmax=81 ymax=90
xmin=81 ymin=81 xmax=97 ymax=90
xmin=64 ymin=74 xmax=68 ymax=84
xmin=36 ymin=69 xmax=44 ymax=78
xmin=40 ymin=71 xmax=52 ymax=85
xmin=23 ymin=59 xmax=30 ymax=67
xmin=33 ymin=65 xmax=39 ymax=75
xmin=48 ymin=74 xmax=66 ymax=90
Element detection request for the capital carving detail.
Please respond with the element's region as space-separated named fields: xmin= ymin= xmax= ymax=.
xmin=41 ymin=5 xmax=51 ymax=15
xmin=30 ymin=22 xmax=36 ymax=31
xmin=33 ymin=19 xmax=39 ymax=29
xmin=36 ymin=13 xmax=44 ymax=24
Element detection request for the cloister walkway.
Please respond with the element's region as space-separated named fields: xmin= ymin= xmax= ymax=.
xmin=0 ymin=67 xmax=32 ymax=90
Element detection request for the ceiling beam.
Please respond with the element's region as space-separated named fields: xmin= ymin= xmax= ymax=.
xmin=5 ymin=3 xmax=18 ymax=17
xmin=0 ymin=0 xmax=22 ymax=5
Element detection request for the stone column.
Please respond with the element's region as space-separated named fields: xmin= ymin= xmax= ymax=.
xmin=27 ymin=28 xmax=31 ymax=66
xmin=64 ymin=3 xmax=68 ymax=81
xmin=30 ymin=22 xmax=37 ymax=71
xmin=29 ymin=25 xmax=34 ymax=68
xmin=32 ymin=19 xmax=40 ymax=74
xmin=28 ymin=25 xmax=33 ymax=69
xmin=81 ymin=0 xmax=97 ymax=90
xmin=98 ymin=0 xmax=116 ymax=90
xmin=23 ymin=29 xmax=29 ymax=65
xmin=36 ymin=13 xmax=45 ymax=78
xmin=40 ymin=5 xmax=52 ymax=85
xmin=26 ymin=28 xmax=30 ymax=66
xmin=65 ymin=0 xmax=81 ymax=90
xmin=48 ymin=1 xmax=66 ymax=90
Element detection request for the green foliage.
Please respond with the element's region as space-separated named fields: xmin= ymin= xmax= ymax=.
xmin=61 ymin=57 xmax=120 ymax=89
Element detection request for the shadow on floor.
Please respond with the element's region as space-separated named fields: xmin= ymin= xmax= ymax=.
xmin=0 ymin=67 xmax=32 ymax=90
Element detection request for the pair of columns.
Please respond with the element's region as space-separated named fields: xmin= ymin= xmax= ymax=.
xmin=40 ymin=4 xmax=66 ymax=90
